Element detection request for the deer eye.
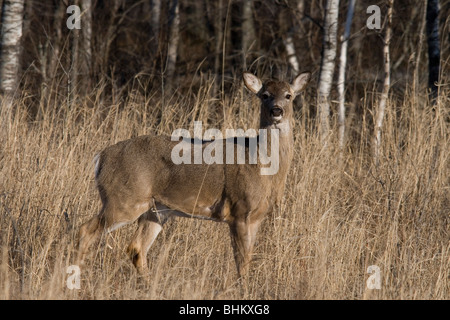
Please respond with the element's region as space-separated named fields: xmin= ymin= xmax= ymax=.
xmin=262 ymin=93 xmax=270 ymax=100
xmin=285 ymin=94 xmax=292 ymax=100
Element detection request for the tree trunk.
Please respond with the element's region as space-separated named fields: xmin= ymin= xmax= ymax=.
xmin=426 ymin=0 xmax=440 ymax=102
xmin=284 ymin=35 xmax=299 ymax=74
xmin=151 ymin=0 xmax=161 ymax=55
xmin=70 ymin=14 xmax=80 ymax=103
xmin=317 ymin=0 xmax=339 ymax=142
xmin=48 ymin=3 xmax=65 ymax=80
xmin=413 ymin=1 xmax=427 ymax=94
xmin=214 ymin=0 xmax=224 ymax=94
xmin=100 ymin=0 xmax=121 ymax=79
xmin=81 ymin=0 xmax=92 ymax=92
xmin=241 ymin=0 xmax=255 ymax=70
xmin=337 ymin=0 xmax=355 ymax=150
xmin=284 ymin=0 xmax=305 ymax=75
xmin=0 ymin=0 xmax=25 ymax=99
xmin=166 ymin=0 xmax=180 ymax=92
xmin=373 ymin=0 xmax=393 ymax=165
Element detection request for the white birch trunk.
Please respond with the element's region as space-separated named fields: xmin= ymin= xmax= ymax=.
xmin=284 ymin=0 xmax=305 ymax=74
xmin=317 ymin=0 xmax=339 ymax=141
xmin=337 ymin=0 xmax=355 ymax=149
xmin=0 ymin=0 xmax=25 ymax=96
xmin=373 ymin=0 xmax=393 ymax=164
xmin=284 ymin=35 xmax=299 ymax=74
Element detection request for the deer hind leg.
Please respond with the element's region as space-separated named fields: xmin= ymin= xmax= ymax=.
xmin=127 ymin=203 xmax=172 ymax=275
xmin=77 ymin=208 xmax=106 ymax=266
xmin=77 ymin=200 xmax=150 ymax=267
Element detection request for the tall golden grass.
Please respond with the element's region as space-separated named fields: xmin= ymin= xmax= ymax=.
xmin=0 ymin=77 xmax=448 ymax=299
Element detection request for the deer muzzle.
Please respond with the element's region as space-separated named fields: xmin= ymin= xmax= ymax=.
xmin=271 ymin=107 xmax=283 ymax=118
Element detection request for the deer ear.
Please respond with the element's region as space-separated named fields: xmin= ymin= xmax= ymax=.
xmin=291 ymin=72 xmax=311 ymax=95
xmin=243 ymin=73 xmax=263 ymax=94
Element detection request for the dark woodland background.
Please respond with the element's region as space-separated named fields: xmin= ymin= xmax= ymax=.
xmin=3 ymin=0 xmax=449 ymax=115
xmin=0 ymin=1 xmax=449 ymax=300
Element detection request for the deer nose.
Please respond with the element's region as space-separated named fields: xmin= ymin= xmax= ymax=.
xmin=271 ymin=106 xmax=283 ymax=117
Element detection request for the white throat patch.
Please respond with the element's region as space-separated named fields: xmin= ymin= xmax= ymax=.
xmin=274 ymin=121 xmax=290 ymax=135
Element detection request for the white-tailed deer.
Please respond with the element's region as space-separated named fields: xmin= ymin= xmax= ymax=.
xmin=77 ymin=72 xmax=311 ymax=277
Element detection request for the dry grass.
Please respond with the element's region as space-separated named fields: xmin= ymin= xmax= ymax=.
xmin=0 ymin=78 xmax=448 ymax=300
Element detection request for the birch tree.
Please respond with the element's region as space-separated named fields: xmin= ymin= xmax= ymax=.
xmin=284 ymin=36 xmax=299 ymax=74
xmin=0 ymin=0 xmax=25 ymax=100
xmin=283 ymin=0 xmax=305 ymax=74
xmin=337 ymin=0 xmax=355 ymax=149
xmin=317 ymin=0 xmax=339 ymax=141
xmin=426 ymin=0 xmax=440 ymax=102
xmin=373 ymin=0 xmax=393 ymax=164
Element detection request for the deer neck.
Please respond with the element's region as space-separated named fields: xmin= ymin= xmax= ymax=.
xmin=259 ymin=118 xmax=294 ymax=174
xmin=257 ymin=117 xmax=294 ymax=207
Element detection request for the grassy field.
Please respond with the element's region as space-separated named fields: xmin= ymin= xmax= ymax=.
xmin=0 ymin=77 xmax=448 ymax=299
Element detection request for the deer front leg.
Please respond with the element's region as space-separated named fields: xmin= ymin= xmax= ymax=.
xmin=228 ymin=215 xmax=263 ymax=278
